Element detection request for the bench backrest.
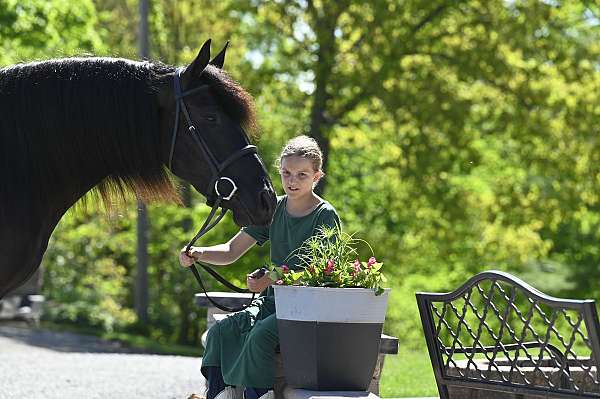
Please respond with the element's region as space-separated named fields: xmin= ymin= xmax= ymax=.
xmin=416 ymin=270 xmax=600 ymax=399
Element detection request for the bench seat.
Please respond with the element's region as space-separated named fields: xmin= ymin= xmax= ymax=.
xmin=195 ymin=291 xmax=253 ymax=309
xmin=282 ymin=387 xmax=380 ymax=399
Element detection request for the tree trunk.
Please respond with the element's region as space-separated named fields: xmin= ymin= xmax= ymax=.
xmin=309 ymin=7 xmax=339 ymax=195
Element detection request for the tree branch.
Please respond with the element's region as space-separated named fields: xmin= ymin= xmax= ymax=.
xmin=348 ymin=32 xmax=367 ymax=54
xmin=411 ymin=3 xmax=453 ymax=35
xmin=324 ymin=3 xmax=466 ymax=123
xmin=328 ymin=87 xmax=369 ymax=125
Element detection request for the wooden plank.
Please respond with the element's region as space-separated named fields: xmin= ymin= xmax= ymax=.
xmin=380 ymin=333 xmax=398 ymax=354
xmin=194 ymin=292 xmax=253 ymax=308
xmin=282 ymin=387 xmax=379 ymax=399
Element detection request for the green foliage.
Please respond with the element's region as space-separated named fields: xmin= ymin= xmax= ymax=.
xmin=43 ymin=207 xmax=136 ymax=332
xmin=0 ymin=0 xmax=106 ymax=64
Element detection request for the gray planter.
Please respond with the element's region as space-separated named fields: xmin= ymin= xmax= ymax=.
xmin=274 ymin=286 xmax=390 ymax=391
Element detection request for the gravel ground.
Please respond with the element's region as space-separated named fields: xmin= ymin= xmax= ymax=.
xmin=0 ymin=324 xmax=206 ymax=399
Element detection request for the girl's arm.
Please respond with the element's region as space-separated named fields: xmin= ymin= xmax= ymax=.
xmin=179 ymin=231 xmax=257 ymax=266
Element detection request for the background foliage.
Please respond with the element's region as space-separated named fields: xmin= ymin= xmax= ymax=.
xmin=2 ymin=0 xmax=599 ymax=358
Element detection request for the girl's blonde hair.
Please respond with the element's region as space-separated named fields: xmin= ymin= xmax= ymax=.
xmin=276 ymin=135 xmax=324 ymax=172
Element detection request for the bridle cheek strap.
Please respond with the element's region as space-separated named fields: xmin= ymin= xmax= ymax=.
xmin=168 ymin=68 xmax=258 ymax=312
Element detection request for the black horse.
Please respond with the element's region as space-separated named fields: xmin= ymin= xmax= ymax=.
xmin=0 ymin=40 xmax=276 ymax=299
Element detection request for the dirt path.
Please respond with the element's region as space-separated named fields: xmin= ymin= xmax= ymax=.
xmin=0 ymin=324 xmax=205 ymax=399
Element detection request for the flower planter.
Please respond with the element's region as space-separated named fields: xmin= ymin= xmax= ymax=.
xmin=274 ymin=285 xmax=390 ymax=391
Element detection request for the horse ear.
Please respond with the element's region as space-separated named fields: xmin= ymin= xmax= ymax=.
xmin=185 ymin=39 xmax=212 ymax=77
xmin=209 ymin=41 xmax=229 ymax=69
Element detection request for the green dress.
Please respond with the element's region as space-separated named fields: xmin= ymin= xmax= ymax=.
xmin=201 ymin=195 xmax=340 ymax=388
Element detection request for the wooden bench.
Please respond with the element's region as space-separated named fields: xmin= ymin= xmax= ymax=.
xmin=195 ymin=292 xmax=398 ymax=397
xmin=416 ymin=270 xmax=600 ymax=399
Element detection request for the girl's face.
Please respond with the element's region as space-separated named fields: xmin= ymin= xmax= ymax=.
xmin=279 ymin=155 xmax=321 ymax=198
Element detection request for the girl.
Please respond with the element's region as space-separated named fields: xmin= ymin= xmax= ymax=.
xmin=180 ymin=135 xmax=340 ymax=399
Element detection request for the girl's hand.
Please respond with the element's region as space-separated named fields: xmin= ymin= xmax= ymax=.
xmin=179 ymin=246 xmax=202 ymax=267
xmin=247 ymin=273 xmax=273 ymax=293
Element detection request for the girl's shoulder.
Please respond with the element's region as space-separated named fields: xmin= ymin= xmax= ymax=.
xmin=314 ymin=198 xmax=341 ymax=225
xmin=274 ymin=194 xmax=338 ymax=221
xmin=314 ymin=196 xmax=337 ymax=213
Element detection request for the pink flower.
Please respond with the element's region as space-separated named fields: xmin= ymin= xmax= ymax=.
xmin=353 ymin=259 xmax=362 ymax=274
xmin=276 ymin=279 xmax=284 ymax=285
xmin=367 ymin=256 xmax=377 ymax=268
xmin=281 ymin=265 xmax=290 ymax=274
xmin=325 ymin=259 xmax=335 ymax=275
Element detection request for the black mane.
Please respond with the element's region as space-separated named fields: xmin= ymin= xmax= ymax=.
xmin=0 ymin=57 xmax=257 ymax=225
xmin=203 ymin=64 xmax=257 ymax=134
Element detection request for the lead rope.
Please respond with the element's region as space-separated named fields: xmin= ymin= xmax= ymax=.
xmin=184 ymin=196 xmax=256 ymax=313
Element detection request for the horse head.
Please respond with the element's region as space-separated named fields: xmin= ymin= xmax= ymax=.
xmin=158 ymin=40 xmax=276 ymax=227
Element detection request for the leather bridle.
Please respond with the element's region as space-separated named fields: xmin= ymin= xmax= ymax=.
xmin=169 ymin=67 xmax=260 ymax=312
xmin=168 ymin=67 xmax=258 ymax=203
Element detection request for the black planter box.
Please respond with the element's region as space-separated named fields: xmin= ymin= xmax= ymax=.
xmin=278 ymin=319 xmax=383 ymax=390
xmin=274 ymin=286 xmax=390 ymax=391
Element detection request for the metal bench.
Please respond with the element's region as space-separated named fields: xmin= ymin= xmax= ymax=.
xmin=195 ymin=292 xmax=398 ymax=396
xmin=416 ymin=270 xmax=600 ymax=399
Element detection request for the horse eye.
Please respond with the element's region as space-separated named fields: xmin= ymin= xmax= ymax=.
xmin=204 ymin=115 xmax=217 ymax=123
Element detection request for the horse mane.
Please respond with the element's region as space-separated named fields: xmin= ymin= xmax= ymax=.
xmin=0 ymin=57 xmax=258 ymax=221
xmin=202 ymin=64 xmax=258 ymax=136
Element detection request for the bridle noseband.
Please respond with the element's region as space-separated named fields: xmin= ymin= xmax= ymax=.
xmin=169 ymin=67 xmax=261 ymax=311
